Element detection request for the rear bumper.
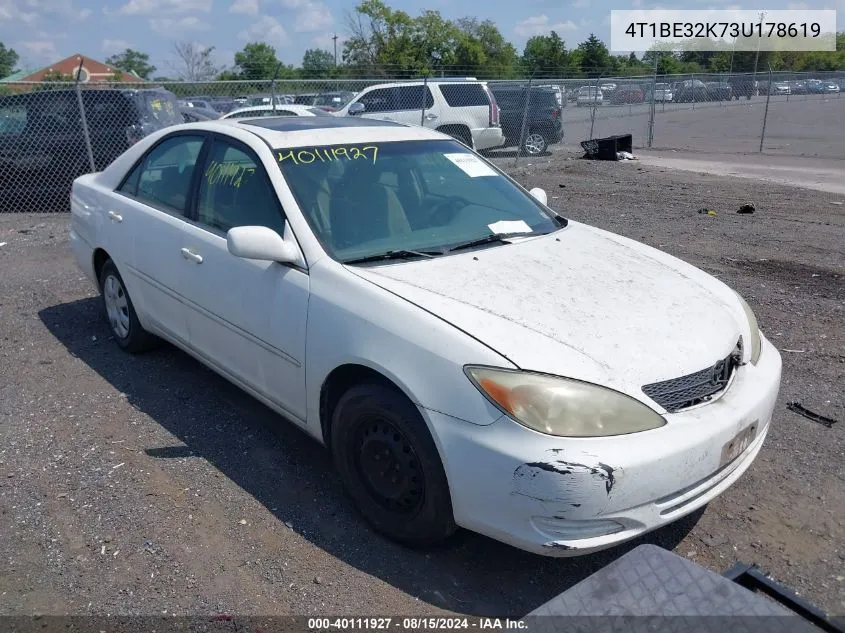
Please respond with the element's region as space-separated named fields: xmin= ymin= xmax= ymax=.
xmin=472 ymin=127 xmax=505 ymax=151
xmin=69 ymin=227 xmax=97 ymax=288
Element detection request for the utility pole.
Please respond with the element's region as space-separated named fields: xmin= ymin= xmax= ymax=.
xmin=751 ymin=11 xmax=765 ymax=95
xmin=332 ymin=33 xmax=338 ymax=66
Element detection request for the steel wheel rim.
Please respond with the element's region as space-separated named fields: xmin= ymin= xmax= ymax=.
xmin=103 ymin=274 xmax=130 ymax=339
xmin=524 ymin=134 xmax=545 ymax=155
xmin=353 ymin=417 xmax=425 ymax=515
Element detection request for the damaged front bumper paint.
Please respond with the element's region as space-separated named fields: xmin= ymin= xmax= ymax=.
xmin=423 ymin=334 xmax=782 ymax=557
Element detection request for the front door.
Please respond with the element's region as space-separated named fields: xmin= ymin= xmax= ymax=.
xmin=177 ymin=135 xmax=310 ymax=423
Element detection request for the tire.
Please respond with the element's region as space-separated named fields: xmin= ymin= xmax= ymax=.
xmin=521 ymin=132 xmax=547 ymax=156
xmin=331 ymin=383 xmax=456 ymax=547
xmin=98 ymin=259 xmax=159 ymax=353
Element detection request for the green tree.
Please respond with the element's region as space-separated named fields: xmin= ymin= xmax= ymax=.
xmin=104 ymin=48 xmax=156 ymax=79
xmin=576 ymin=33 xmax=611 ymax=76
xmin=234 ymin=42 xmax=288 ymax=80
xmin=0 ymin=42 xmax=19 ymax=79
xmin=453 ymin=18 xmax=518 ymax=78
xmin=521 ymin=31 xmax=569 ymax=75
xmin=301 ymin=48 xmax=335 ymax=78
xmin=171 ymin=41 xmax=220 ymax=81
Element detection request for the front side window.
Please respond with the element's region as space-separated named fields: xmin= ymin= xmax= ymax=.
xmin=275 ymin=140 xmax=561 ymax=262
xmin=120 ymin=134 xmax=204 ymax=214
xmin=196 ymin=139 xmax=285 ymax=235
xmin=357 ymin=88 xmax=393 ymax=113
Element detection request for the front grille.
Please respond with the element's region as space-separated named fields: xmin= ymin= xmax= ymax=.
xmin=642 ymin=350 xmax=738 ymax=413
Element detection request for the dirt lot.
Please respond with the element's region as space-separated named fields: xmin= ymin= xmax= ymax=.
xmin=1 ymin=155 xmax=843 ymax=619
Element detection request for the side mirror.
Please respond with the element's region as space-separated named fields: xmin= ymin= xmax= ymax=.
xmin=227 ymin=225 xmax=298 ymax=263
xmin=348 ymin=102 xmax=365 ymax=115
xmin=529 ymin=187 xmax=548 ymax=206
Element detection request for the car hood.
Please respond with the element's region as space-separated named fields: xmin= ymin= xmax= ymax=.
xmin=349 ymin=223 xmax=748 ymax=408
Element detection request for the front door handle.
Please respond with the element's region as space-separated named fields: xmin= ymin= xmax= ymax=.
xmin=108 ymin=211 xmax=123 ymax=223
xmin=180 ymin=247 xmax=203 ymax=264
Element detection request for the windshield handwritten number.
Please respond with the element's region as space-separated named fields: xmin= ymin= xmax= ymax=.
xmin=278 ymin=145 xmax=379 ymax=166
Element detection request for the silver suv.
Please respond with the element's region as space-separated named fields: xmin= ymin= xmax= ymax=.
xmin=333 ymin=80 xmax=504 ymax=151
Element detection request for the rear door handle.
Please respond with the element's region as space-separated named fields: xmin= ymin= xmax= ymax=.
xmin=180 ymin=248 xmax=203 ymax=264
xmin=424 ymin=113 xmax=438 ymax=121
xmin=108 ymin=211 xmax=123 ymax=223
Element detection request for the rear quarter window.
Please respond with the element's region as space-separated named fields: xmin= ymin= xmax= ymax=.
xmin=439 ymin=84 xmax=489 ymax=107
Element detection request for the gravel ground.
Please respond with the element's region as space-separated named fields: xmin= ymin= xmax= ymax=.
xmin=1 ymin=154 xmax=843 ymax=619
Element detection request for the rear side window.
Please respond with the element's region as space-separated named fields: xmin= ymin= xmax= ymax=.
xmin=394 ymin=86 xmax=434 ymax=110
xmin=0 ymin=103 xmax=27 ymax=135
xmin=119 ymin=134 xmax=205 ymax=214
xmin=439 ymin=84 xmax=489 ymax=107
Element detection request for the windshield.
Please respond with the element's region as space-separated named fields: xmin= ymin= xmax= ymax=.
xmin=313 ymin=93 xmax=353 ymax=107
xmin=276 ymin=140 xmax=561 ymax=263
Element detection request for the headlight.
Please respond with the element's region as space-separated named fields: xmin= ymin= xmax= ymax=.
xmin=734 ymin=292 xmax=762 ymax=365
xmin=465 ymin=367 xmax=666 ymax=437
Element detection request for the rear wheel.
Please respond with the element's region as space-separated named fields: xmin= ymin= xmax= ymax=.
xmin=331 ymin=383 xmax=456 ymax=546
xmin=522 ymin=132 xmax=547 ymax=155
xmin=99 ymin=259 xmax=159 ymax=353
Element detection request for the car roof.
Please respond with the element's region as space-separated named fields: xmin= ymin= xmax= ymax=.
xmin=200 ymin=116 xmax=447 ymax=148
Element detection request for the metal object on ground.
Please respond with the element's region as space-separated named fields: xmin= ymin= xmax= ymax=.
xmin=524 ymin=544 xmax=840 ymax=633
xmin=787 ymin=402 xmax=838 ymax=428
xmin=580 ymin=134 xmax=633 ymax=161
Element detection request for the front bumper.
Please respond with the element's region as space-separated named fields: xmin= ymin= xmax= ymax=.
xmin=424 ymin=334 xmax=782 ymax=556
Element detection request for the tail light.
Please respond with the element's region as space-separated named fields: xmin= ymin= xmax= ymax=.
xmin=483 ymin=84 xmax=500 ymax=127
xmin=551 ymin=107 xmax=560 ymax=120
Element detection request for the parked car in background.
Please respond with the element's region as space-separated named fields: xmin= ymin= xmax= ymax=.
xmin=536 ymin=85 xmax=564 ymax=108
xmin=809 ymin=80 xmax=841 ymax=94
xmin=705 ymin=82 xmax=733 ymax=101
xmin=489 ymin=85 xmax=563 ymax=155
xmin=599 ymin=82 xmax=617 ymax=96
xmin=673 ymin=80 xmax=709 ymax=103
xmin=221 ymin=104 xmax=331 ymax=119
xmin=646 ymin=82 xmax=673 ymax=102
xmin=769 ymin=82 xmax=791 ymax=96
xmin=609 ymin=84 xmax=644 ymax=105
xmin=181 ymin=98 xmax=213 ymax=110
xmin=333 ymin=79 xmax=504 ymax=151
xmin=293 ymin=93 xmax=318 ymax=105
xmin=0 ymin=87 xmax=182 ymax=213
xmin=576 ymin=86 xmax=603 ymax=107
xmin=179 ymin=106 xmax=221 ymax=122
xmin=246 ymin=94 xmax=292 ymax=107
xmin=789 ymin=81 xmax=809 ymax=95
xmin=69 ymin=115 xmax=780 ymax=557
xmin=312 ymin=91 xmax=356 ymax=112
xmin=727 ymin=77 xmax=756 ymax=99
xmin=207 ymin=98 xmax=237 ymax=114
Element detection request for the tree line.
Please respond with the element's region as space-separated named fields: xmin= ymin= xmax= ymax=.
xmin=1 ymin=0 xmax=843 ymax=84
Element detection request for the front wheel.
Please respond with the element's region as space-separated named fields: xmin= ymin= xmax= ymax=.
xmin=331 ymin=383 xmax=456 ymax=547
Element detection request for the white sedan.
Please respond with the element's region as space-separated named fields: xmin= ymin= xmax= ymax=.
xmin=221 ymin=104 xmax=330 ymax=119
xmin=69 ymin=116 xmax=781 ymax=556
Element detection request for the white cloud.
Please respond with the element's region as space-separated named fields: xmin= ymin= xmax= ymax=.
xmin=0 ymin=2 xmax=38 ymax=22
xmin=150 ymin=16 xmax=211 ymax=33
xmin=230 ymin=0 xmax=258 ymax=14
xmin=77 ymin=7 xmax=92 ymax=19
xmin=115 ymin=0 xmax=211 ymax=16
xmin=278 ymin=0 xmax=307 ymax=8
xmin=102 ymin=39 xmax=131 ymax=53
xmin=786 ymin=1 xmax=809 ymax=8
xmin=20 ymin=40 xmax=56 ymax=59
xmin=238 ymin=15 xmax=290 ymax=46
xmin=571 ymin=0 xmax=589 ymax=7
xmin=514 ymin=15 xmax=578 ymax=37
xmin=295 ymin=2 xmax=332 ymax=32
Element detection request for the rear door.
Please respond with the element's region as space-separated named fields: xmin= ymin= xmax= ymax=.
xmin=114 ymin=132 xmax=208 ymax=343
xmin=355 ymin=86 xmax=440 ymax=128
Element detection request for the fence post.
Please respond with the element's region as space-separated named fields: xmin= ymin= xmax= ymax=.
xmin=691 ymin=72 xmax=696 ymax=109
xmin=647 ymin=54 xmax=658 ymax=147
xmin=74 ymin=58 xmax=96 ymax=173
xmin=588 ymin=75 xmax=600 ymax=141
xmin=420 ymin=74 xmax=429 ymax=126
xmin=270 ymin=62 xmax=283 ymax=113
xmin=513 ymin=76 xmax=534 ymax=168
xmin=759 ymin=65 xmax=773 ymax=153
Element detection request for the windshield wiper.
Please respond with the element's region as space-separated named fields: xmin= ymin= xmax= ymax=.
xmin=343 ymin=249 xmax=441 ymax=265
xmin=448 ymin=231 xmax=547 ymax=253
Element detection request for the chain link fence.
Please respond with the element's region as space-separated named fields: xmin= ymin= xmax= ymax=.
xmin=1 ymin=69 xmax=843 ymax=213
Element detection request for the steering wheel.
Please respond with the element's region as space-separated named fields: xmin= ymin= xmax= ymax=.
xmin=428 ymin=196 xmax=465 ymax=226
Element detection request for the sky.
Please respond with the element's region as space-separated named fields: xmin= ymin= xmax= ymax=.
xmin=1 ymin=0 xmax=843 ymax=74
